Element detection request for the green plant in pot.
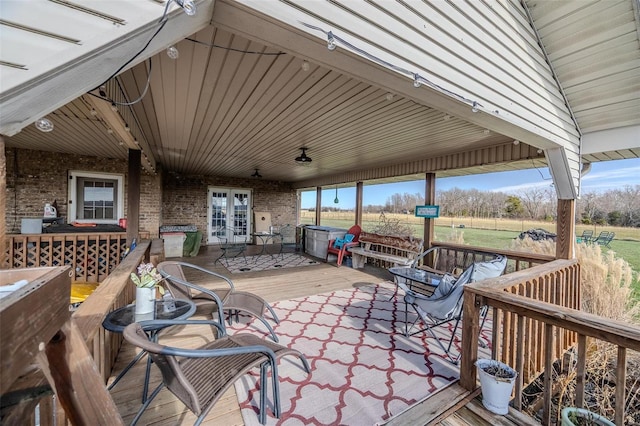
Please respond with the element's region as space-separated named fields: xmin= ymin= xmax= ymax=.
xmin=476 ymin=359 xmax=517 ymax=415
xmin=561 ymin=407 xmax=614 ymax=426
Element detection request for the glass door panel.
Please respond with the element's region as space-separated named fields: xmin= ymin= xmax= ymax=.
xmin=207 ymin=188 xmax=251 ymax=244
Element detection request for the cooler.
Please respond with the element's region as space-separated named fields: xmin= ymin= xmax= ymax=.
xmin=162 ymin=232 xmax=186 ymax=258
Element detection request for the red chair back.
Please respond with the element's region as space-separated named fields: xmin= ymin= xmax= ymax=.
xmin=347 ymin=225 xmax=362 ymax=242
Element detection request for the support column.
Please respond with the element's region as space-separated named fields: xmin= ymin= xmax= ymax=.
xmin=127 ymin=149 xmax=141 ymax=246
xmin=355 ymin=182 xmax=363 ymax=227
xmin=556 ymin=198 xmax=575 ymax=260
xmin=315 ymin=186 xmax=322 ymax=226
xmin=423 ymin=173 xmax=436 ymax=249
xmin=0 ymin=136 xmax=6 ymax=268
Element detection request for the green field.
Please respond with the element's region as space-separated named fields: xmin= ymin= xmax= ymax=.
xmin=301 ymin=211 xmax=640 ymax=292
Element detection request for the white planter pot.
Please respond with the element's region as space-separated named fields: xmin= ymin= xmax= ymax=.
xmin=561 ymin=408 xmax=615 ymax=426
xmin=135 ymin=286 xmax=156 ymax=317
xmin=476 ymin=359 xmax=517 ymax=415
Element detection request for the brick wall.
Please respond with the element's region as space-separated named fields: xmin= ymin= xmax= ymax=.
xmin=3 ymin=148 xmax=298 ymax=243
xmin=4 ymin=148 xmax=162 ymax=237
xmin=163 ymin=171 xmax=298 ymax=243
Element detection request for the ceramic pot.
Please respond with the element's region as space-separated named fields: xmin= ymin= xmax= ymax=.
xmin=135 ymin=286 xmax=156 ymax=316
xmin=476 ymin=359 xmax=517 ymax=415
xmin=561 ymin=408 xmax=615 ymax=426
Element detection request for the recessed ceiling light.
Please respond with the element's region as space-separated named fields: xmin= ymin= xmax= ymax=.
xmin=35 ymin=117 xmax=54 ymax=132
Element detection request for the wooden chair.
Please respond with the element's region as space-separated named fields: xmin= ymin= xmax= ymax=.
xmin=123 ymin=319 xmax=310 ymax=425
xmin=158 ymin=261 xmax=280 ymax=341
xmin=325 ymin=225 xmax=361 ymax=266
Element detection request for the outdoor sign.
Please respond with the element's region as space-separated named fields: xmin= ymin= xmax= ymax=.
xmin=415 ymin=205 xmax=440 ymax=218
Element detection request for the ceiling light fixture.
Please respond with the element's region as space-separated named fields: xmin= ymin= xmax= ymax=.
xmin=327 ymin=32 xmax=337 ymax=51
xmin=251 ymin=168 xmax=262 ymax=178
xmin=334 ymin=186 xmax=339 ymax=204
xmin=385 ymin=93 xmax=394 ymax=101
xmin=174 ymin=0 xmax=196 ymax=16
xmin=295 ymin=147 xmax=312 ymax=164
xmin=166 ymin=46 xmax=179 ymax=59
xmin=413 ymin=73 xmax=421 ymax=88
xmin=301 ymin=61 xmax=310 ymax=71
xmin=35 ymin=117 xmax=54 ymax=132
xmin=513 ymin=139 xmax=520 ymax=145
xmin=471 ymin=101 xmax=480 ymax=113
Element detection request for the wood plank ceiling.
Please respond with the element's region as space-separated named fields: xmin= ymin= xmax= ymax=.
xmin=2 ymin=0 xmax=639 ymax=186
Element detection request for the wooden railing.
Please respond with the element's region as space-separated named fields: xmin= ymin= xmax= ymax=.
xmin=460 ymin=259 xmax=640 ymax=425
xmin=430 ymin=241 xmax=555 ymax=273
xmin=4 ymin=232 xmax=149 ymax=282
xmin=28 ymin=240 xmax=163 ymax=425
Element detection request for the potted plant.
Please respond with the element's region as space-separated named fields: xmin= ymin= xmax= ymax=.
xmin=476 ymin=359 xmax=517 ymax=415
xmin=561 ymin=407 xmax=615 ymax=426
xmin=130 ymin=263 xmax=165 ymax=316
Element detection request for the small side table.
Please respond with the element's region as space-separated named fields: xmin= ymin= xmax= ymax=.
xmin=102 ymin=299 xmax=196 ymax=402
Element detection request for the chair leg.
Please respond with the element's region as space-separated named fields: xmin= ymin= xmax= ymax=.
xmin=131 ymin=383 xmax=164 ymax=425
xmin=259 ymin=362 xmax=268 ymax=425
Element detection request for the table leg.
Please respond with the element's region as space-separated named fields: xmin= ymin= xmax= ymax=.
xmin=107 ymin=349 xmax=147 ymax=391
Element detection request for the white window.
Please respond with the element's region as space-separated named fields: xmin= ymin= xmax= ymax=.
xmin=68 ymin=171 xmax=124 ymax=223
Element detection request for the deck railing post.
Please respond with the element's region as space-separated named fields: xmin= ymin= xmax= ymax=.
xmin=459 ymin=289 xmax=481 ymax=390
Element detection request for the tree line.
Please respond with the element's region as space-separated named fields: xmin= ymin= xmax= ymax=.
xmin=368 ymin=186 xmax=640 ymax=227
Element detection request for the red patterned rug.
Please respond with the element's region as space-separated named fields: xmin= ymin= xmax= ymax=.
xmin=231 ymin=283 xmax=490 ymax=425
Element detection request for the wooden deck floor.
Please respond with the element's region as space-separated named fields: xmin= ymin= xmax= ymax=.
xmin=107 ymin=245 xmax=538 ymax=425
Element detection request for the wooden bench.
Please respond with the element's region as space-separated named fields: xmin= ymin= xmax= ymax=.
xmin=349 ymin=232 xmax=424 ymax=269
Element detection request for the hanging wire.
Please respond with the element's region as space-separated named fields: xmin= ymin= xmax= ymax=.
xmin=185 ymin=37 xmax=287 ymax=55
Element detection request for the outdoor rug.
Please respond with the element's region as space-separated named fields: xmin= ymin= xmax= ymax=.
xmin=230 ymin=283 xmax=493 ymax=425
xmin=223 ymin=253 xmax=319 ymax=274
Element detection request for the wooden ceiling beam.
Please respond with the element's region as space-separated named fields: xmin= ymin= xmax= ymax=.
xmin=83 ymin=95 xmax=156 ymax=173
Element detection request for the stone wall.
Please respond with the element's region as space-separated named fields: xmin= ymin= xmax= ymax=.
xmin=4 ymin=148 xmax=298 ymax=243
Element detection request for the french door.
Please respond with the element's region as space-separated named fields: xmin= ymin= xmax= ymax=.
xmin=207 ymin=188 xmax=251 ymax=244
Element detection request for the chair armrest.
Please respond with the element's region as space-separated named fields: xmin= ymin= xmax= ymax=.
xmin=158 ymin=272 xmax=226 ymax=328
xmin=411 ymin=246 xmax=439 ymax=268
xmin=123 ymin=320 xmax=278 ymax=363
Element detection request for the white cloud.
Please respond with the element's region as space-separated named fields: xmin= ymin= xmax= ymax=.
xmin=491 ymin=180 xmax=554 ymax=194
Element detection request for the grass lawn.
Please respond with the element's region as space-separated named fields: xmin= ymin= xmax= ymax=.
xmin=308 ymin=215 xmax=640 ymax=293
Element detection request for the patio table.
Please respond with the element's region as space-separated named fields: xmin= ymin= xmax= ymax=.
xmin=102 ymin=299 xmax=196 ymax=403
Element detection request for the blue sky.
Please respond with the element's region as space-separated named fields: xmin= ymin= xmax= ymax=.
xmin=301 ymin=158 xmax=640 ymax=209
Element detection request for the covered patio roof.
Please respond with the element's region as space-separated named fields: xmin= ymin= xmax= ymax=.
xmin=1 ymin=0 xmax=639 ymax=195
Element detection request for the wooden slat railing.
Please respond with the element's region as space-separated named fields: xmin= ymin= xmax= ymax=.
xmin=460 ymin=259 xmax=640 ymax=425
xmin=25 ymin=241 xmax=156 ymax=425
xmin=431 ymin=241 xmax=555 ymax=273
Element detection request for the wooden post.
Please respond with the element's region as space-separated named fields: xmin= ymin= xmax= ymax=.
xmin=127 ymin=149 xmax=141 ymax=246
xmin=315 ymin=186 xmax=322 ymax=226
xmin=355 ymin=182 xmax=363 ymax=227
xmin=36 ymin=318 xmax=124 ymax=425
xmin=459 ymin=290 xmax=481 ymax=390
xmin=423 ymin=172 xmax=436 ymax=252
xmin=0 ymin=135 xmax=6 ymax=269
xmin=556 ymin=198 xmax=575 ymax=260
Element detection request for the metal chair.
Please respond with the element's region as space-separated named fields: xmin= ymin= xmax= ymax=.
xmin=398 ymin=254 xmax=507 ymax=364
xmin=158 ymin=261 xmax=280 ymax=341
xmin=593 ymin=231 xmax=615 ymax=247
xmin=214 ymin=227 xmax=247 ymax=266
xmin=123 ymin=319 xmax=310 ymax=425
xmin=578 ymin=230 xmax=594 ymax=244
xmin=275 ymin=224 xmax=299 ymax=258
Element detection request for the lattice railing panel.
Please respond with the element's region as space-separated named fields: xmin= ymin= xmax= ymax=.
xmin=6 ymin=233 xmax=133 ymax=283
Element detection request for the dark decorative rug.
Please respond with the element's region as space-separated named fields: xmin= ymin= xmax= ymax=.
xmin=222 ymin=253 xmax=320 ymax=273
